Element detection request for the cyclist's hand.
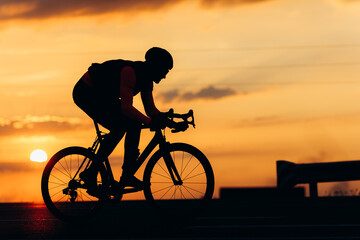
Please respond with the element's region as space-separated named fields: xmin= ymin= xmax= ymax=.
xmin=149 ymin=114 xmax=168 ymax=130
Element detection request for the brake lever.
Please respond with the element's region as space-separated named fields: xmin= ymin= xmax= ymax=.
xmin=167 ymin=108 xmax=174 ymax=121
xmin=187 ymin=110 xmax=195 ymax=128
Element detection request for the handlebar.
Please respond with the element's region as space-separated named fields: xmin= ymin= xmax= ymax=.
xmin=167 ymin=108 xmax=195 ymax=133
xmin=167 ymin=109 xmax=195 ymax=128
xmin=146 ymin=109 xmax=196 ymax=133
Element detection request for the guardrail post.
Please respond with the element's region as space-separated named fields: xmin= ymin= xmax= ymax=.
xmin=309 ymin=182 xmax=318 ymax=198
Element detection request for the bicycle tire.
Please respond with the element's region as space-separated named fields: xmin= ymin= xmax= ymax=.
xmin=143 ymin=143 xmax=214 ymax=217
xmin=41 ymin=147 xmax=107 ymax=222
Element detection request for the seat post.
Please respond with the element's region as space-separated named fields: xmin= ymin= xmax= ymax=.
xmin=93 ymin=121 xmax=102 ymax=140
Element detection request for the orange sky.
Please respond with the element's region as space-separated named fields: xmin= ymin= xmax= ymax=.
xmin=1 ymin=0 xmax=360 ymax=202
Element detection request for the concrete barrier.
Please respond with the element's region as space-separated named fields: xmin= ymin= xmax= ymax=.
xmin=277 ymin=160 xmax=360 ymax=197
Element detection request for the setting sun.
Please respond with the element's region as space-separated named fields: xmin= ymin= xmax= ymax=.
xmin=30 ymin=149 xmax=48 ymax=163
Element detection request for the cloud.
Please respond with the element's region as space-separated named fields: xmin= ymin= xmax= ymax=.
xmin=183 ymin=85 xmax=237 ymax=101
xmin=0 ymin=0 xmax=355 ymax=21
xmin=199 ymin=0 xmax=273 ymax=8
xmin=158 ymin=85 xmax=237 ymax=102
xmin=0 ymin=0 xmax=178 ymax=20
xmin=0 ymin=115 xmax=87 ymax=136
xmin=0 ymin=0 xmax=271 ymax=20
xmin=234 ymin=116 xmax=281 ymax=127
xmin=158 ymin=89 xmax=180 ymax=103
xmin=0 ymin=162 xmax=35 ymax=173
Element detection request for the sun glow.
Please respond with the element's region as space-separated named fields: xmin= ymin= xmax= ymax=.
xmin=30 ymin=149 xmax=48 ymax=162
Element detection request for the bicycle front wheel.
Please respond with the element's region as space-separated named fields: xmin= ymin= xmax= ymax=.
xmin=41 ymin=147 xmax=107 ymax=222
xmin=143 ymin=143 xmax=214 ymax=216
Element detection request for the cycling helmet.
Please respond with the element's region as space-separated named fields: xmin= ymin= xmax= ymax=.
xmin=145 ymin=47 xmax=173 ymax=70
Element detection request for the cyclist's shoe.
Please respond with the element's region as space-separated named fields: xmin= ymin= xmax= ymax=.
xmin=120 ymin=175 xmax=144 ymax=190
xmin=79 ymin=166 xmax=98 ymax=197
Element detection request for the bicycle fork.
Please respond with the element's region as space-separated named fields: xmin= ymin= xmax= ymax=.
xmin=160 ymin=141 xmax=183 ymax=186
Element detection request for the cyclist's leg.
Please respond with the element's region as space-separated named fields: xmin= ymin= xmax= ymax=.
xmin=73 ymin=80 xmax=105 ymax=192
xmin=123 ymin=126 xmax=141 ymax=173
xmin=120 ymin=123 xmax=143 ymax=188
xmin=73 ymin=81 xmax=126 ymax=187
xmin=73 ymin=81 xmax=142 ymax=188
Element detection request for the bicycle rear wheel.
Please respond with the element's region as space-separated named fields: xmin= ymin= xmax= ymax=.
xmin=41 ymin=147 xmax=107 ymax=222
xmin=143 ymin=143 xmax=214 ymax=217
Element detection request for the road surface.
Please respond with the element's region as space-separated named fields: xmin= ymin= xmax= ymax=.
xmin=1 ymin=197 xmax=360 ymax=239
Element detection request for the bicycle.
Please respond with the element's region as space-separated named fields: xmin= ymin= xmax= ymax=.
xmin=41 ymin=109 xmax=214 ymax=221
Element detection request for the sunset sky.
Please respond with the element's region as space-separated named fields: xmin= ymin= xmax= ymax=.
xmin=1 ymin=0 xmax=360 ymax=202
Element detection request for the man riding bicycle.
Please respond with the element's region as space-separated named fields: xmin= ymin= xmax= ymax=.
xmin=72 ymin=47 xmax=173 ymax=194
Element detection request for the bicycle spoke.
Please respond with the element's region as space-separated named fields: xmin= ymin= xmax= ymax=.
xmin=76 ymin=191 xmax=84 ymax=203
xmin=49 ymin=183 xmax=67 ymax=191
xmin=83 ymin=193 xmax=94 ymax=201
xmin=63 ymin=157 xmax=71 ymax=178
xmin=80 ymin=189 xmax=94 ymax=202
xmin=54 ymin=192 xmax=68 ymax=203
xmin=182 ymin=185 xmax=197 ymax=199
xmin=182 ymin=161 xmax=201 ymax=181
xmin=49 ymin=175 xmax=67 ymax=185
xmin=50 ymin=188 xmax=65 ymax=199
xmin=52 ymin=166 xmax=70 ymax=180
xmin=151 ymin=170 xmax=172 ymax=180
xmin=179 ymin=186 xmax=186 ymax=200
xmin=171 ymin=186 xmax=177 ymax=199
xmin=152 ymin=184 xmax=176 ymax=200
xmin=81 ymin=189 xmax=95 ymax=201
xmin=183 ymin=184 xmax=205 ymax=196
xmin=70 ymin=156 xmax=72 ymax=178
xmin=180 ymin=151 xmax=184 ymax=177
xmin=183 ymin=171 xmax=205 ymax=182
xmin=181 ymin=154 xmax=194 ymax=177
xmin=49 ymin=181 xmax=67 ymax=187
xmin=156 ymin=160 xmax=171 ymax=178
xmin=160 ymin=185 xmax=174 ymax=200
xmin=152 ymin=184 xmax=173 ymax=195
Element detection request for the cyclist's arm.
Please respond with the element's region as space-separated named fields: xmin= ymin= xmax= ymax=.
xmin=120 ymin=67 xmax=151 ymax=125
xmin=141 ymin=88 xmax=160 ymax=118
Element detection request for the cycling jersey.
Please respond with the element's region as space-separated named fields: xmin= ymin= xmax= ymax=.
xmin=81 ymin=59 xmax=159 ymax=125
xmin=88 ymin=59 xmax=153 ymax=97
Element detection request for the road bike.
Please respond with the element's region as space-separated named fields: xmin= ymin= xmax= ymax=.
xmin=41 ymin=109 xmax=214 ymax=221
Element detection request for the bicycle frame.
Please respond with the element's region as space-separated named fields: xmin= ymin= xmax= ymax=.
xmin=70 ymin=121 xmax=105 ymax=182
xmin=79 ymin=121 xmax=183 ymax=192
xmin=129 ymin=129 xmax=183 ymax=186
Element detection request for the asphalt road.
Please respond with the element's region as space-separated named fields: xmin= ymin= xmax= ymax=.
xmin=2 ymin=197 xmax=360 ymax=239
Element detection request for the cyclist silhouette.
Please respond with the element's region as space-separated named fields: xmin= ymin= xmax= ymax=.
xmin=72 ymin=47 xmax=173 ymax=194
